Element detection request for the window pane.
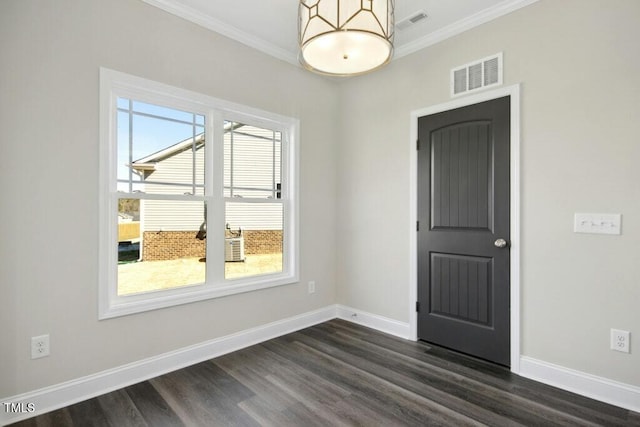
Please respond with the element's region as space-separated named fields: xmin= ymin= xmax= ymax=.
xmin=132 ymin=100 xmax=197 ymax=124
xmin=224 ymin=121 xmax=281 ymax=199
xmin=117 ymin=98 xmax=205 ymax=195
xmin=117 ymin=97 xmax=129 ymax=110
xmin=117 ymin=197 xmax=140 ymax=262
xmin=118 ymin=199 xmax=207 ymax=295
xmin=225 ymin=202 xmax=283 ymax=279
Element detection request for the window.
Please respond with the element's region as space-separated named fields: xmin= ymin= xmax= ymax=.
xmin=224 ymin=121 xmax=284 ymax=278
xmin=99 ymin=69 xmax=298 ymax=319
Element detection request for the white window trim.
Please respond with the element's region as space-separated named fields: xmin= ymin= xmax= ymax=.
xmin=99 ymin=68 xmax=299 ymax=319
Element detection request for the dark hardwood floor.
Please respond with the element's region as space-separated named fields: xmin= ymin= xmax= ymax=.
xmin=11 ymin=319 xmax=640 ymax=426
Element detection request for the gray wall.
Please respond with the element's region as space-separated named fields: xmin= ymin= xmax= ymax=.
xmin=336 ymin=0 xmax=640 ymax=386
xmin=1 ymin=0 xmax=639 ymax=400
xmin=0 ymin=0 xmax=339 ymax=397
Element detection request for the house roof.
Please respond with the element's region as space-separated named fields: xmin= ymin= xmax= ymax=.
xmin=129 ymin=122 xmax=244 ymax=172
xmin=130 ymin=133 xmax=205 ymax=172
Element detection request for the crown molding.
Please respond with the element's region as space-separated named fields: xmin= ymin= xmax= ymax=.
xmin=141 ymin=0 xmax=539 ymax=71
xmin=394 ymin=0 xmax=540 ymax=59
xmin=140 ymin=0 xmax=300 ymax=67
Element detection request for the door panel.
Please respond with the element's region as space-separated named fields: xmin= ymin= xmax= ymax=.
xmin=430 ymin=253 xmax=492 ymax=326
xmin=431 ymin=122 xmax=492 ymax=231
xmin=417 ymin=96 xmax=510 ymax=366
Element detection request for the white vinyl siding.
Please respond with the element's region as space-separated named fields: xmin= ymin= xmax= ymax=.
xmin=224 ymin=124 xmax=282 ymax=199
xmin=141 ymin=142 xmax=205 ymax=195
xmin=223 ymin=122 xmax=283 ymax=231
xmin=225 ymin=203 xmax=283 ymax=231
xmin=140 ymin=125 xmax=284 ymax=231
xmin=141 ymin=142 xmax=205 ymax=231
xmin=142 ymin=200 xmax=204 ymax=231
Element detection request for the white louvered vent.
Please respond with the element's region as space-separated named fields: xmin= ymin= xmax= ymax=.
xmin=451 ymin=53 xmax=503 ymax=97
xmin=396 ymin=11 xmax=428 ymax=31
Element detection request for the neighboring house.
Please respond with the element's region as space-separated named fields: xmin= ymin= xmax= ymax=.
xmin=129 ymin=124 xmax=283 ymax=261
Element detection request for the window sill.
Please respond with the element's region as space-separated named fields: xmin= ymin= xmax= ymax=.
xmin=99 ymin=272 xmax=299 ymax=320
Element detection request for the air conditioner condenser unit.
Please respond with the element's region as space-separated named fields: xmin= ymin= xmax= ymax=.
xmin=225 ymin=237 xmax=245 ymax=262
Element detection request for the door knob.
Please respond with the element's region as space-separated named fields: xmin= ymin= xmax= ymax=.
xmin=494 ymin=238 xmax=508 ymax=248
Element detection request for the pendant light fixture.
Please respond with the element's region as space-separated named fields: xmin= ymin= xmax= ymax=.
xmin=299 ymin=0 xmax=395 ymax=76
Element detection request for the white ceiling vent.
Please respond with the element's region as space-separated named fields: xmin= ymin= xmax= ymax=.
xmin=451 ymin=53 xmax=503 ymax=97
xmin=396 ymin=11 xmax=428 ymax=31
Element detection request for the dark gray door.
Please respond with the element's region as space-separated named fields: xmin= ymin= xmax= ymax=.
xmin=417 ymin=96 xmax=510 ymax=366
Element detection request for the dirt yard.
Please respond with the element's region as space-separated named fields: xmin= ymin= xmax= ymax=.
xmin=117 ymin=253 xmax=283 ymax=295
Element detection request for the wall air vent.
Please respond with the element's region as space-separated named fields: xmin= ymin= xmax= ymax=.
xmin=451 ymin=53 xmax=503 ymax=97
xmin=396 ymin=11 xmax=428 ymax=31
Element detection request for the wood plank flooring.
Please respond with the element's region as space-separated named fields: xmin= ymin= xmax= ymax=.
xmin=10 ymin=320 xmax=640 ymax=426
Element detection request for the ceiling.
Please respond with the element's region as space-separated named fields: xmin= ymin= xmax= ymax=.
xmin=142 ymin=0 xmax=538 ymax=67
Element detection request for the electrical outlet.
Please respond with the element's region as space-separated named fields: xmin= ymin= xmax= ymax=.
xmin=610 ymin=329 xmax=630 ymax=353
xmin=308 ymin=281 xmax=316 ymax=294
xmin=31 ymin=335 xmax=50 ymax=359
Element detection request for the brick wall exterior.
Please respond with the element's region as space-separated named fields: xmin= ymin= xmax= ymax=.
xmin=142 ymin=230 xmax=282 ymax=261
xmin=243 ymin=230 xmax=283 ymax=255
xmin=142 ymin=231 xmax=205 ymax=261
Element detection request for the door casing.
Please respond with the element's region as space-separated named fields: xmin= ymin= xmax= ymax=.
xmin=409 ymin=84 xmax=521 ymax=373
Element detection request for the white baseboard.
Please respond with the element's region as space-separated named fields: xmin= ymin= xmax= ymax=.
xmin=335 ymin=304 xmax=411 ymax=339
xmin=0 ymin=306 xmax=336 ymax=426
xmin=334 ymin=306 xmax=640 ymax=413
xmin=3 ymin=307 xmax=638 ymax=425
xmin=519 ymin=356 xmax=640 ymax=413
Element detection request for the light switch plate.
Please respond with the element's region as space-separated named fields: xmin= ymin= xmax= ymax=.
xmin=574 ymin=213 xmax=621 ymax=235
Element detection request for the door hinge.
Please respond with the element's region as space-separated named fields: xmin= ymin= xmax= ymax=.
xmin=416 ymin=301 xmax=420 ymax=312
xmin=417 ymin=221 xmax=420 ymax=231
xmin=417 ymin=139 xmax=420 ymax=150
